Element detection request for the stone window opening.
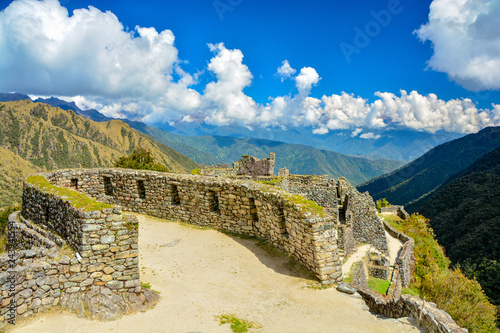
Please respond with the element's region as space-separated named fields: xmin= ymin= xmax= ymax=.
xmin=70 ymin=178 xmax=78 ymax=190
xmin=45 ymin=205 xmax=50 ymax=225
xmin=137 ymin=180 xmax=146 ymax=199
xmin=277 ymin=206 xmax=288 ymax=238
xmin=170 ymin=184 xmax=181 ymax=206
xmin=104 ymin=176 xmax=114 ymax=196
xmin=248 ymin=197 xmax=259 ymax=222
xmin=208 ymin=190 xmax=220 ymax=213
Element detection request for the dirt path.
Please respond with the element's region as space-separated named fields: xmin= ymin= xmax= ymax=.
xmin=10 ymin=215 xmax=422 ymax=333
xmin=342 ymin=244 xmax=371 ymax=275
xmin=385 ymin=230 xmax=404 ymax=266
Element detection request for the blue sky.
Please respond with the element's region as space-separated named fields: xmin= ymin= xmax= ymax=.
xmin=1 ymin=0 xmax=499 ymax=135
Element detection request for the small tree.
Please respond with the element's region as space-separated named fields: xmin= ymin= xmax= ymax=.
xmin=376 ymin=198 xmax=390 ymax=210
xmin=114 ymin=148 xmax=169 ymax=172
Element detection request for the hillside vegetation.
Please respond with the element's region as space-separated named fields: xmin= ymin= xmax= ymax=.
xmin=0 ymin=100 xmax=198 ymax=206
xmin=383 ymin=214 xmax=497 ymax=332
xmin=413 ymin=146 xmax=500 ymax=310
xmin=127 ymin=123 xmax=404 ymax=185
xmin=357 ymin=126 xmax=500 ymax=206
xmin=0 ymin=147 xmax=40 ymax=209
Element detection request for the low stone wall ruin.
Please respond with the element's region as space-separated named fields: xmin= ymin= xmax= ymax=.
xmin=357 ymin=288 xmax=466 ymax=333
xmin=45 ymin=168 xmax=343 ymax=284
xmin=338 ymin=178 xmax=389 ymax=255
xmin=0 ymin=174 xmax=161 ymax=326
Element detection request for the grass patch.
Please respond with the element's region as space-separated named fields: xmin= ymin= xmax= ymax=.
xmin=217 ymin=314 xmax=260 ymax=333
xmin=289 ymin=194 xmax=325 ymax=216
xmin=304 ymin=281 xmax=335 ymax=290
xmin=141 ymin=281 xmax=151 ymax=290
xmin=255 ymin=183 xmax=325 ymax=217
xmin=125 ymin=215 xmax=139 ymax=231
xmin=401 ymin=286 xmax=420 ymax=297
xmin=254 ymin=178 xmax=282 ymax=186
xmin=191 ymin=168 xmax=201 ymax=175
xmin=25 ymin=175 xmax=112 ymax=211
xmin=367 ymin=277 xmax=391 ymax=295
xmin=0 ymin=235 xmax=6 ymax=254
xmin=378 ymin=213 xmax=403 ymax=225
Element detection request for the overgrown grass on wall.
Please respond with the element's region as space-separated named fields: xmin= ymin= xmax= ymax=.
xmin=26 ymin=175 xmax=112 ymax=211
xmin=390 ymin=214 xmax=498 ymax=333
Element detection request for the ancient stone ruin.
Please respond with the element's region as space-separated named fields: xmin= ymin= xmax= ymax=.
xmin=0 ymin=153 xmax=466 ymax=332
xmin=200 ymin=152 xmax=275 ymax=177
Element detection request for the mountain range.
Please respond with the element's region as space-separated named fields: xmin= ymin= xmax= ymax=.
xmin=357 ymin=126 xmax=500 ymax=208
xmin=417 ymin=145 xmax=500 ymax=307
xmin=151 ymin=120 xmax=462 ymax=162
xmin=0 ymin=94 xmax=405 ymax=185
xmin=0 ymin=99 xmax=199 ymax=207
xmin=0 ymin=93 xmax=462 ymax=162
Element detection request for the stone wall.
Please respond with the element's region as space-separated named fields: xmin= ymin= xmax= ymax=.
xmin=383 ymin=221 xmax=415 ymax=287
xmin=351 ymin=260 xmax=367 ymax=288
xmin=1 ymin=210 xmax=158 ymax=326
xmin=233 ymin=153 xmax=275 ymax=176
xmin=285 ymin=183 xmax=338 ymax=212
xmin=45 ymin=168 xmax=343 ymax=284
xmin=0 ymin=245 xmax=158 ymax=324
xmin=347 ymin=216 xmax=466 ymax=333
xmin=339 ymin=178 xmax=389 ymax=254
xmin=199 ymin=168 xmax=238 ymax=177
xmin=337 ymin=225 xmax=356 ymax=259
xmin=380 ymin=206 xmax=409 ymax=220
xmin=21 ymin=180 xmax=140 ymax=293
xmin=286 ymin=174 xmax=330 ymax=186
xmin=356 ymin=288 xmax=466 ymax=333
xmin=0 ymin=175 xmax=161 ymax=326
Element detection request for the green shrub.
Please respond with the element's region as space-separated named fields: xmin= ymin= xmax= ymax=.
xmin=114 ymin=148 xmax=169 ymax=172
xmin=420 ymin=266 xmax=497 ymax=332
xmin=191 ymin=168 xmax=201 ymax=175
xmin=0 ymin=204 xmax=20 ymax=234
xmin=393 ymin=214 xmax=498 ymax=332
xmin=376 ymin=198 xmax=390 ymax=210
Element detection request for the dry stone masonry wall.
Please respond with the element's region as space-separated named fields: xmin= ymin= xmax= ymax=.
xmin=45 ymin=168 xmax=343 ymax=284
xmin=0 ymin=175 xmax=159 ymax=326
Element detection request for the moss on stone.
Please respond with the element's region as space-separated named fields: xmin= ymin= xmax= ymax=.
xmin=25 ymin=175 xmax=112 ymax=211
xmin=289 ymin=194 xmax=325 ymax=216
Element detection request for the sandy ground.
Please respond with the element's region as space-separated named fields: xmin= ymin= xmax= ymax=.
xmin=10 ymin=214 xmax=423 ymax=333
xmin=342 ymin=244 xmax=371 ymax=275
xmin=385 ymin=230 xmax=404 ymax=266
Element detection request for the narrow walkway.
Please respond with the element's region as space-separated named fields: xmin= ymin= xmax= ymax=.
xmin=342 ymin=244 xmax=371 ymax=275
xmin=385 ymin=230 xmax=404 ymax=266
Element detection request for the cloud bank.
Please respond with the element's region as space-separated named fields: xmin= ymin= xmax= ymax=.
xmin=416 ymin=0 xmax=500 ymax=91
xmin=1 ymin=0 xmax=499 ymax=135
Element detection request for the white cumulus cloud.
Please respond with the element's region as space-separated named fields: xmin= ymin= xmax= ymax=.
xmin=1 ymin=0 xmax=499 ymax=135
xmin=295 ymin=67 xmax=320 ymax=93
xmin=415 ymin=0 xmax=500 ymax=90
xmin=202 ymin=43 xmax=258 ymax=126
xmin=351 ymin=128 xmax=363 ymax=137
xmin=276 ymin=60 xmax=296 ymax=81
xmin=360 ymin=132 xmax=381 ymax=140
